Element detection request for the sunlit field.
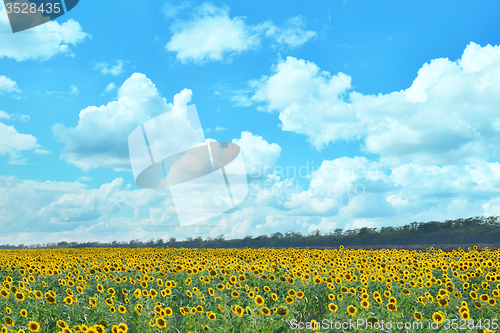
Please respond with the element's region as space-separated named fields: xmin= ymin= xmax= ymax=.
xmin=0 ymin=246 xmax=499 ymax=332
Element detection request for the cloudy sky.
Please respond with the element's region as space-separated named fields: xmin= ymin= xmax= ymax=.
xmin=1 ymin=0 xmax=500 ymax=246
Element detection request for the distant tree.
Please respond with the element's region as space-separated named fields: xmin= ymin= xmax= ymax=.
xmin=334 ymin=229 xmax=343 ymax=236
xmin=310 ymin=230 xmax=321 ymax=237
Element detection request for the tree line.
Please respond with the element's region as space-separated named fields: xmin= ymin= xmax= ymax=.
xmin=1 ymin=215 xmax=499 ymax=250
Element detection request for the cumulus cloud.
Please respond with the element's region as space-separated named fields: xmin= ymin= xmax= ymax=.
xmin=238 ymin=42 xmax=500 ymax=167
xmin=210 ymin=41 xmax=500 ymax=233
xmin=95 ymin=60 xmax=127 ymax=76
xmin=232 ymin=131 xmax=281 ymax=178
xmin=164 ymin=3 xmax=316 ymax=64
xmin=256 ymin=16 xmax=316 ymax=48
xmin=166 ymin=3 xmax=260 ymax=64
xmin=0 ymin=4 xmax=90 ymax=61
xmin=0 ymin=122 xmax=49 ymax=164
xmin=52 ymin=73 xmax=194 ymax=171
xmin=0 ymin=175 xmax=183 ymax=245
xmin=2 ymin=155 xmax=500 ymax=245
xmin=0 ymin=75 xmax=21 ymax=94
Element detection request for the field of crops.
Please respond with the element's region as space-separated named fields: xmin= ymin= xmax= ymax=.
xmin=0 ymin=245 xmax=499 ymax=332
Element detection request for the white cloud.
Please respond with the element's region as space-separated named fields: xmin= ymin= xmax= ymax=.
xmin=166 ymin=3 xmax=260 ymax=64
xmin=0 ymin=110 xmax=10 ymax=119
xmin=162 ymin=1 xmax=192 ymax=18
xmin=0 ymin=4 xmax=90 ymax=62
xmin=0 ymin=122 xmax=48 ymax=164
xmin=76 ymin=176 xmax=92 ymax=183
xmin=165 ymin=3 xmax=316 ymax=64
xmin=0 ymin=111 xmax=30 ymax=122
xmin=258 ymin=16 xmax=316 ymax=48
xmin=239 ymin=42 xmax=500 ymax=167
xmin=0 ymin=75 xmax=21 ymax=94
xmin=95 ymin=60 xmax=127 ymax=76
xmin=69 ymin=85 xmax=78 ymax=95
xmin=214 ymin=126 xmax=226 ymax=132
xmin=232 ymin=131 xmax=281 ymax=177
xmin=52 ymin=73 xmax=194 ymax=171
xmin=0 ymin=176 xmax=181 ymax=245
xmin=2 ymin=155 xmax=500 ymax=245
xmin=16 ymin=114 xmax=30 ymax=122
xmin=104 ymin=82 xmax=116 ymax=93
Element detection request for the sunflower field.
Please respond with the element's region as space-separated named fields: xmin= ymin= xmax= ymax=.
xmin=0 ymin=245 xmax=499 ymax=332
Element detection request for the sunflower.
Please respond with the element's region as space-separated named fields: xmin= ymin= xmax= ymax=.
xmin=328 ymin=303 xmax=338 ymax=312
xmin=414 ymin=312 xmax=422 ymax=321
xmin=206 ymin=311 xmax=216 ymax=321
xmin=276 ymin=307 xmax=288 ymax=316
xmin=347 ymin=305 xmax=357 ymax=315
xmin=4 ymin=317 xmax=13 ymax=327
xmin=254 ymin=295 xmax=265 ymax=306
xmin=117 ymin=323 xmax=128 ymax=332
xmin=386 ymin=303 xmax=397 ymax=312
xmin=432 ymin=311 xmax=445 ymax=325
xmin=261 ymin=306 xmax=271 ymax=316
xmin=360 ymin=300 xmax=370 ymax=309
xmin=460 ymin=310 xmax=470 ymax=320
xmin=14 ymin=292 xmax=25 ymax=301
xmin=233 ymin=305 xmax=244 ymax=318
xmin=28 ymin=321 xmax=40 ymax=332
xmin=156 ymin=318 xmax=166 ymax=329
xmin=438 ymin=298 xmax=448 ymax=307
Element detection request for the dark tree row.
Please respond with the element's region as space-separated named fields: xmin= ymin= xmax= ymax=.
xmin=1 ymin=215 xmax=499 ymax=250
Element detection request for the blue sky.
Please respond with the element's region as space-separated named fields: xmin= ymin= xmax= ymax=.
xmin=1 ymin=0 xmax=500 ymax=245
